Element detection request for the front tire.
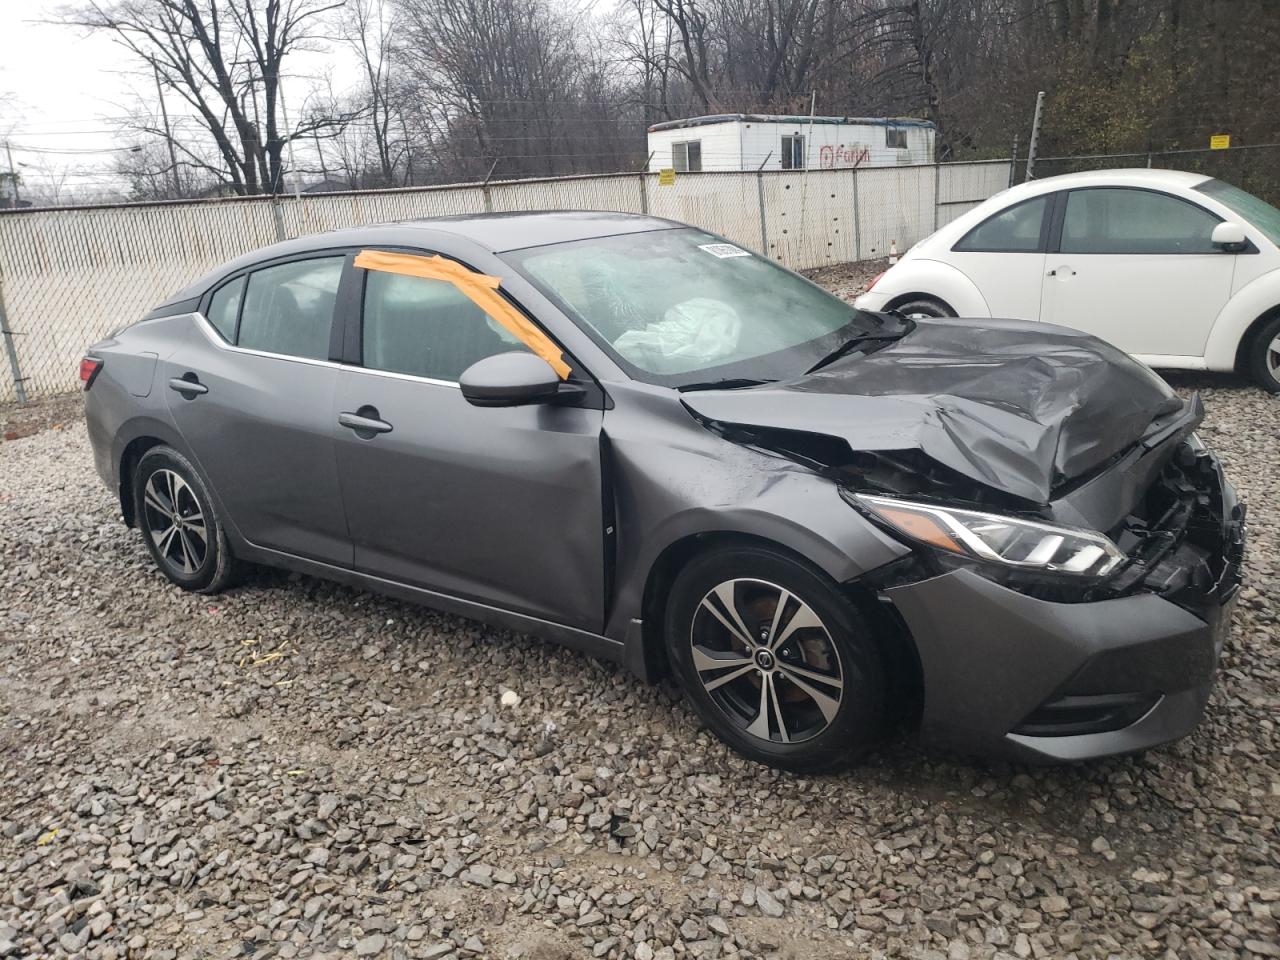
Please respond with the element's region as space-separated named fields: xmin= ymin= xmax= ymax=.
xmin=1245 ymin=314 xmax=1280 ymax=393
xmin=890 ymin=296 xmax=955 ymax=319
xmin=664 ymin=545 xmax=887 ymax=772
xmin=134 ymin=446 xmax=240 ymax=593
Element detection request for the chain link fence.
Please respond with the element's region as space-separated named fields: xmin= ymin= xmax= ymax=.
xmin=0 ymin=159 xmax=1011 ymax=402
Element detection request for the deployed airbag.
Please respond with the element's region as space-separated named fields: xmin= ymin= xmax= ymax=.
xmin=614 ymin=298 xmax=742 ymax=371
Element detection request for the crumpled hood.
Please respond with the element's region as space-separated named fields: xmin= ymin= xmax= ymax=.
xmin=682 ymin=317 xmax=1190 ymax=505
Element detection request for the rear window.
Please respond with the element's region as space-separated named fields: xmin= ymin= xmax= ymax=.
xmin=206 ymin=276 xmax=244 ymax=341
xmin=236 ymin=258 xmax=344 ymax=360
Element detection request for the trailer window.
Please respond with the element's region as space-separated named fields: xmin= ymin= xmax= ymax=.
xmin=673 ymin=141 xmax=702 ymax=172
xmin=781 ymin=135 xmax=805 ymax=169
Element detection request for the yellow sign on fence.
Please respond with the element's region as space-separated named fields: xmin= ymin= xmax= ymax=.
xmin=658 ymin=167 xmax=677 ymax=186
xmin=1210 ymin=134 xmax=1231 ymax=150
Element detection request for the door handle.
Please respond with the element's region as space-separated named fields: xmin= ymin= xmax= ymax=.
xmin=1047 ymin=268 xmax=1077 ymax=278
xmin=168 ymin=375 xmax=208 ymax=397
xmin=338 ymin=409 xmax=393 ymax=437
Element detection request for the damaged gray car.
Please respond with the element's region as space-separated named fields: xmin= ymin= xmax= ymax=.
xmin=82 ymin=213 xmax=1246 ymax=771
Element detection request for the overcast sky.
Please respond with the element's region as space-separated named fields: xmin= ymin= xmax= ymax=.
xmin=0 ymin=1 xmax=359 ymax=196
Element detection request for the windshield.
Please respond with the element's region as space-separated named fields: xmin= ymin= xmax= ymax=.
xmin=1196 ymin=179 xmax=1280 ymax=247
xmin=504 ymin=228 xmax=877 ymax=386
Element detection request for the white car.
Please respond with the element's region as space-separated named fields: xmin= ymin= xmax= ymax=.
xmin=855 ymin=169 xmax=1280 ymax=391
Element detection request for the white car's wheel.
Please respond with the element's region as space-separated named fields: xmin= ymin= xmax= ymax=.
xmin=890 ymin=296 xmax=955 ymax=320
xmin=1246 ymin=314 xmax=1280 ymax=394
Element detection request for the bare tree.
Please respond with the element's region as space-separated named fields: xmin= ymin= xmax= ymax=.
xmin=56 ymin=0 xmax=354 ymax=195
xmin=337 ymin=0 xmax=409 ymax=187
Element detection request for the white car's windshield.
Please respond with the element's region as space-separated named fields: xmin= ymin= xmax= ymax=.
xmin=1196 ymin=179 xmax=1280 ymax=247
xmin=505 ymin=228 xmax=880 ymax=387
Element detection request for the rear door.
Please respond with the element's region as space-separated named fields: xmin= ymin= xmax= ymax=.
xmin=1039 ymin=187 xmax=1235 ymax=357
xmin=945 ymin=193 xmax=1052 ymax=320
xmin=165 ymin=254 xmax=353 ymax=566
xmin=332 ymin=249 xmax=607 ymax=630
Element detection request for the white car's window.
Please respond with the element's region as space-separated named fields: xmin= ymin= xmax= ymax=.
xmin=206 ymin=275 xmax=244 ymax=342
xmin=1196 ymin=178 xmax=1280 ymax=247
xmin=1061 ymin=188 xmax=1220 ymax=254
xmin=238 ymin=257 xmax=344 ymax=360
xmin=361 ymin=270 xmax=526 ymax=382
xmin=953 ymin=196 xmax=1048 ymax=252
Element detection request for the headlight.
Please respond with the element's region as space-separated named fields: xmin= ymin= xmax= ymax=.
xmin=851 ymin=493 xmax=1125 ymax=577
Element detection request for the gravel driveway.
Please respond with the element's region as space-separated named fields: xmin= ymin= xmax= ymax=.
xmin=1 ymin=270 xmax=1277 ymax=960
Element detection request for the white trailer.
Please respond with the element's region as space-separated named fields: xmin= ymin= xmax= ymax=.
xmin=646 ymin=114 xmax=936 ymax=173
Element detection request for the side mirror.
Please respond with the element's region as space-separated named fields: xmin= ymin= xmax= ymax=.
xmin=1212 ymin=221 xmax=1248 ymax=252
xmin=460 ymin=351 xmax=563 ymax=407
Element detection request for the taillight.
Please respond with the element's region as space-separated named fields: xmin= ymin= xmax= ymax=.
xmin=79 ymin=357 xmax=103 ymax=390
xmin=865 ymin=271 xmax=886 ymax=292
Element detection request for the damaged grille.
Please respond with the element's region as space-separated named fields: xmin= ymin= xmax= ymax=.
xmin=1104 ymin=442 xmax=1246 ymax=613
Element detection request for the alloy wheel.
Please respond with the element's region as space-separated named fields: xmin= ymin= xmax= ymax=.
xmin=142 ymin=468 xmax=208 ymax=575
xmin=1267 ymin=333 xmax=1280 ymax=380
xmin=689 ymin=578 xmax=844 ymax=744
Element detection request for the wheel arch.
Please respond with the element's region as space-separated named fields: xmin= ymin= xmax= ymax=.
xmin=868 ymin=259 xmax=990 ymax=318
xmin=1202 ymin=271 xmax=1280 ymax=372
xmin=1231 ymin=303 xmax=1280 ymax=374
xmin=634 ymin=531 xmax=923 ymax=723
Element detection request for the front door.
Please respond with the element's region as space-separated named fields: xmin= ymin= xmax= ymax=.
xmin=166 ymin=255 xmax=352 ymax=566
xmin=1039 ymin=187 xmax=1236 ymax=358
xmin=332 ymin=258 xmax=606 ymax=630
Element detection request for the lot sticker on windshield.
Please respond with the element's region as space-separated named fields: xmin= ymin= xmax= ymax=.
xmin=698 ymin=243 xmax=751 ymax=259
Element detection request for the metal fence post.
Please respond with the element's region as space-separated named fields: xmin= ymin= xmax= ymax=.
xmin=852 ymin=167 xmax=862 ymax=262
xmin=638 ymin=151 xmax=653 ymax=215
xmin=269 ymin=194 xmax=287 ymax=242
xmin=933 ymin=162 xmax=942 ymax=232
xmin=755 ymin=155 xmax=773 ymax=256
xmin=0 ymin=274 xmax=26 ymax=404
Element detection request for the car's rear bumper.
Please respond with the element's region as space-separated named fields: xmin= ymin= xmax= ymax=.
xmin=882 ymin=448 xmax=1245 ymax=763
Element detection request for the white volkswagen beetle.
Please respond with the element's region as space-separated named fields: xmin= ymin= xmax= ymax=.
xmin=855 ymin=169 xmax=1280 ymax=391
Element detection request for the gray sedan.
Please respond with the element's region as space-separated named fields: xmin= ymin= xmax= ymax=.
xmin=82 ymin=213 xmax=1245 ymax=770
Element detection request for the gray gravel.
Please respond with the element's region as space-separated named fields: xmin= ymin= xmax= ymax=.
xmin=1 ymin=276 xmax=1278 ymax=959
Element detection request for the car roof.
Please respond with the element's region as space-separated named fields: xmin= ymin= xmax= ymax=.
xmin=158 ymin=211 xmax=682 ymax=308
xmin=1007 ymin=167 xmax=1213 ymax=199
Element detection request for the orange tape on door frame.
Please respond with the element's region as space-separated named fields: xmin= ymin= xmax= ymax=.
xmin=354 ymin=249 xmax=571 ymax=379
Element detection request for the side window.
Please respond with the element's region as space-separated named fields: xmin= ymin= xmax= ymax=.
xmin=886 ymin=127 xmax=907 ymax=150
xmin=1061 ymin=188 xmax=1220 ymax=254
xmin=206 ymin=276 xmax=245 ymax=342
xmin=954 ymin=196 xmax=1049 ymax=253
xmin=237 ymin=257 xmax=344 ymax=360
xmin=361 ymin=269 xmax=529 ymax=382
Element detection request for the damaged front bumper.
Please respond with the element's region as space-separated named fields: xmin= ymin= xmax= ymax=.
xmin=880 ymin=441 xmax=1246 ymax=763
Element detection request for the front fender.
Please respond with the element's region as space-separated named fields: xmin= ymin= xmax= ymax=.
xmin=603 ymin=420 xmax=911 ymax=641
xmin=854 ymin=258 xmax=992 ymax=317
xmin=1203 ymin=270 xmax=1280 ymax=371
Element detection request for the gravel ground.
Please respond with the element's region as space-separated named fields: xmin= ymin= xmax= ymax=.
xmin=0 ymin=273 xmax=1277 ymax=960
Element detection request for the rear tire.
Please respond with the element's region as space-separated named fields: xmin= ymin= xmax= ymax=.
xmin=890 ymin=296 xmax=955 ymax=319
xmin=134 ymin=446 xmax=240 ymax=594
xmin=1245 ymin=314 xmax=1280 ymax=393
xmin=664 ymin=545 xmax=887 ymax=772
